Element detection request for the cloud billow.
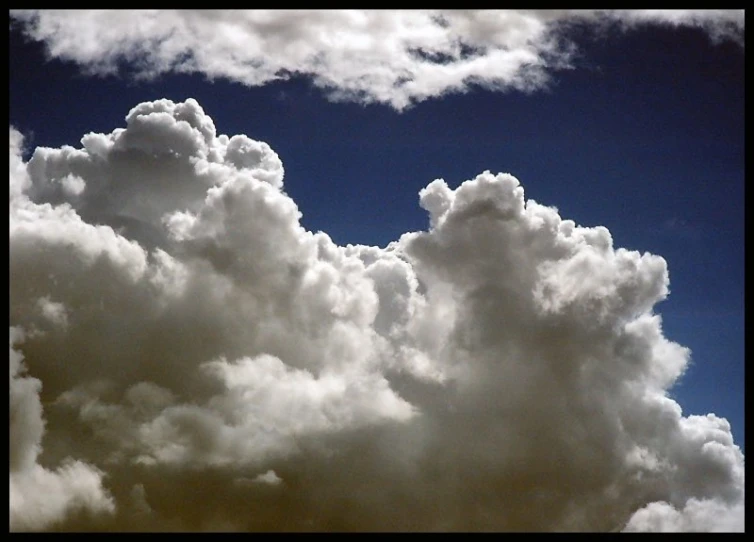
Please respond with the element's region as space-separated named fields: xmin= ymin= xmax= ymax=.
xmin=8 ymin=98 xmax=744 ymax=531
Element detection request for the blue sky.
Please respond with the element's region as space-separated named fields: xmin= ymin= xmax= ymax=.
xmin=8 ymin=11 xmax=745 ymax=532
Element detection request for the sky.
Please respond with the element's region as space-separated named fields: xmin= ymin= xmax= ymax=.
xmin=8 ymin=10 xmax=745 ymax=532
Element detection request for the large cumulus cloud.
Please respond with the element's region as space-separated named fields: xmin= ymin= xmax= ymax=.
xmin=9 ymin=10 xmax=744 ymax=110
xmin=9 ymin=99 xmax=744 ymax=531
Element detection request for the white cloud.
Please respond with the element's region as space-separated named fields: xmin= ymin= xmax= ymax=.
xmin=134 ymin=354 xmax=416 ymax=468
xmin=8 ymin=99 xmax=744 ymax=531
xmin=60 ymin=173 xmax=86 ymax=196
xmin=36 ymin=296 xmax=69 ymax=329
xmin=623 ymin=498 xmax=745 ymax=532
xmin=252 ymin=470 xmax=283 ymax=486
xmin=10 ymin=10 xmax=744 ymax=110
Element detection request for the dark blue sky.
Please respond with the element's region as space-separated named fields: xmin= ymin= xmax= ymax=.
xmin=9 ymin=22 xmax=744 ymax=447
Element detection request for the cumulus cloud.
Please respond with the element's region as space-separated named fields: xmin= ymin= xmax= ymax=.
xmin=9 ymin=10 xmax=744 ymax=110
xmin=8 ymin=99 xmax=744 ymax=531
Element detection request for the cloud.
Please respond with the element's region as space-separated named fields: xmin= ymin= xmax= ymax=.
xmin=608 ymin=10 xmax=745 ymax=44
xmin=10 ymin=328 xmax=115 ymax=531
xmin=9 ymin=10 xmax=744 ymax=110
xmin=8 ymin=99 xmax=744 ymax=531
xmin=623 ymin=497 xmax=745 ymax=532
xmin=236 ymin=470 xmax=283 ymax=488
